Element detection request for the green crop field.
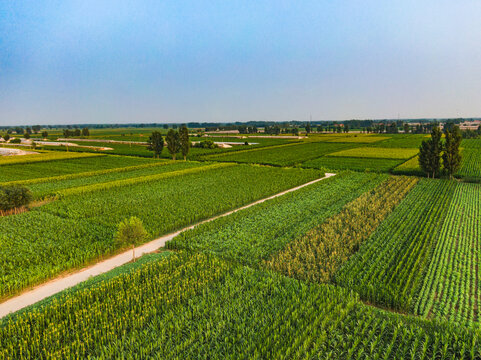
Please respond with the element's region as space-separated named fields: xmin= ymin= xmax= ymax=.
xmin=201 ymin=141 xmax=357 ymax=166
xmin=415 ymin=182 xmax=481 ymax=326
xmin=303 ymin=156 xmax=403 ymax=172
xmin=0 ymin=162 xmax=320 ymax=298
xmin=2 ymin=252 xmax=480 ymax=359
xmin=334 ymin=179 xmax=456 ymax=311
xmin=1 ymin=128 xmax=481 ymax=358
xmin=328 ymin=146 xmax=419 ymax=160
xmin=168 ymin=172 xmax=386 ymax=265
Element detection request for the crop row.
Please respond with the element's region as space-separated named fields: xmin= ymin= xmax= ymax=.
xmin=302 ymin=156 xmax=403 ymax=172
xmin=334 ymin=179 xmax=457 ymax=311
xmin=0 ymin=154 xmax=156 ymax=183
xmin=457 ymin=149 xmax=481 ymax=180
xmin=55 ymin=162 xmax=232 ymax=197
xmin=1 ymin=159 xmax=170 ymax=186
xmin=28 ymin=161 xmax=202 ymax=198
xmin=328 ymin=146 xmax=419 ymax=160
xmin=0 ymin=151 xmax=104 ymax=166
xmin=0 ymin=164 xmax=321 ymax=298
xmin=415 ymin=182 xmax=481 ymax=326
xmin=1 ymin=252 xmax=480 ymax=359
xmin=265 ymin=176 xmax=418 ymax=283
xmin=167 ymin=172 xmax=386 ymax=266
xmin=202 ymin=141 xmax=357 ymax=166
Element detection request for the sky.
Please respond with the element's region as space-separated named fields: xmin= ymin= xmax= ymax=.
xmin=1 ymin=1 xmax=481 ymax=126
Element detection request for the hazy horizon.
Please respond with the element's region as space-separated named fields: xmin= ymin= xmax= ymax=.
xmin=2 ymin=1 xmax=481 ymax=126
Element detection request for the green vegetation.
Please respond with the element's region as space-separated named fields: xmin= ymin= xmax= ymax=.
xmin=303 ymin=156 xmax=403 ymax=172
xmin=203 ymin=141 xmax=356 ymax=166
xmin=415 ymin=182 xmax=481 ymax=326
xmin=329 ymin=146 xmax=419 ymax=160
xmin=0 ymin=155 xmax=156 ymax=183
xmin=0 ymin=151 xmax=103 ymax=166
xmin=265 ymin=176 xmax=418 ymax=283
xmin=0 ymin=163 xmax=320 ymax=298
xmin=114 ymin=216 xmax=149 ymax=247
xmin=458 ymin=148 xmax=481 ymax=180
xmin=168 ymin=172 xmax=385 ymax=266
xmin=0 ymin=185 xmax=32 ymax=214
xmin=2 ymin=252 xmax=480 ymax=359
xmin=334 ymin=179 xmax=456 ymax=311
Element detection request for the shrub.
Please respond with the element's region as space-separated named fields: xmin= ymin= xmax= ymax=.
xmin=0 ymin=185 xmax=33 ymax=211
xmin=9 ymin=138 xmax=21 ymax=144
xmin=114 ymin=216 xmax=149 ymax=246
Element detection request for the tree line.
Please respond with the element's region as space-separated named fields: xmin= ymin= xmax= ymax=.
xmin=419 ymin=126 xmax=462 ymax=179
xmin=147 ymin=126 xmax=190 ymax=160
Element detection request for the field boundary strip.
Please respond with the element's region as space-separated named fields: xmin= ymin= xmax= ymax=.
xmin=0 ymin=160 xmax=175 ymax=186
xmin=0 ymin=172 xmax=335 ymax=319
xmin=202 ymin=141 xmax=304 ymax=158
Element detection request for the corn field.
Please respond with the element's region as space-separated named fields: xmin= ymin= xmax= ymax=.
xmin=1 ymin=252 xmax=480 ymax=359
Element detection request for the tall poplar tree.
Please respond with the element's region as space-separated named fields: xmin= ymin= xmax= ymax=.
xmin=179 ymin=125 xmax=190 ymax=161
xmin=443 ymin=125 xmax=462 ymax=179
xmin=147 ymin=131 xmax=164 ymax=158
xmin=165 ymin=129 xmax=181 ymax=160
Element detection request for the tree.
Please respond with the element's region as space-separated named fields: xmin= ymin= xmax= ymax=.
xmin=25 ymin=127 xmax=32 ymax=135
xmin=41 ymin=131 xmax=48 ymax=138
xmin=0 ymin=185 xmax=32 ymax=212
xmin=165 ymin=129 xmax=181 ymax=160
xmin=32 ymin=125 xmax=41 ymax=133
xmin=82 ymin=127 xmax=90 ymax=137
xmin=418 ymin=126 xmax=442 ymax=178
xmin=317 ymin=125 xmax=323 ymax=133
xmin=114 ymin=216 xmax=149 ymax=250
xmin=344 ymin=124 xmax=350 ymax=133
xmin=147 ymin=131 xmax=164 ymax=158
xmin=403 ymin=123 xmax=410 ymax=134
xmin=443 ymin=126 xmax=462 ymax=179
xmin=305 ymin=123 xmax=311 ymax=134
xmin=24 ymin=132 xmax=30 ymax=140
xmin=179 ymin=125 xmax=190 ymax=160
xmin=3 ymin=134 xmax=10 ymax=141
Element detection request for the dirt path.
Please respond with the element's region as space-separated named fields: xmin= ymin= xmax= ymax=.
xmin=0 ymin=173 xmax=335 ymax=319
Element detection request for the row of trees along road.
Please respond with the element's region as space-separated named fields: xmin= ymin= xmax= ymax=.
xmin=147 ymin=126 xmax=190 ymax=160
xmin=419 ymin=125 xmax=462 ymax=179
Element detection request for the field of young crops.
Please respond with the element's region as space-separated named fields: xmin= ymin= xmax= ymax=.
xmin=0 ymin=155 xmax=159 ymax=183
xmin=0 ymin=163 xmax=321 ymax=298
xmin=334 ymin=179 xmax=457 ymax=311
xmin=369 ymin=134 xmax=427 ymax=148
xmin=265 ymin=176 xmax=418 ymax=283
xmin=168 ymin=172 xmax=386 ymax=265
xmin=458 ymin=148 xmax=481 ymax=180
xmin=0 ymin=151 xmax=103 ymax=166
xmin=202 ymin=141 xmax=357 ymax=166
xmin=328 ymin=146 xmax=419 ymax=160
xmin=2 ymin=252 xmax=480 ymax=359
xmin=302 ymin=156 xmax=403 ymax=172
xmin=415 ymin=182 xmax=481 ymax=326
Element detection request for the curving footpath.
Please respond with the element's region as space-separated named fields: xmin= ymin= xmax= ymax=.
xmin=0 ymin=173 xmax=336 ymax=319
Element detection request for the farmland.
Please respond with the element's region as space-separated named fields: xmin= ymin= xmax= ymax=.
xmin=1 ymin=252 xmax=480 ymax=359
xmin=0 ymin=162 xmax=321 ymax=298
xmin=168 ymin=172 xmax=386 ymax=265
xmin=334 ymin=179 xmax=457 ymax=311
xmin=1 ymin=128 xmax=481 ymax=357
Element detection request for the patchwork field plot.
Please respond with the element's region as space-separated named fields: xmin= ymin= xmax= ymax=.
xmin=0 ymin=151 xmax=104 ymax=166
xmin=458 ymin=148 xmax=481 ymax=180
xmin=369 ymin=134 xmax=427 ymax=148
xmin=392 ymin=156 xmax=424 ymax=176
xmin=265 ymin=176 xmax=418 ymax=283
xmin=302 ymin=156 xmax=403 ymax=172
xmin=168 ymin=172 xmax=386 ymax=265
xmin=2 ymin=252 xmax=480 ymax=359
xmin=334 ymin=179 xmax=456 ymax=311
xmin=415 ymin=182 xmax=481 ymax=326
xmin=0 ymin=163 xmax=320 ymax=298
xmin=202 ymin=141 xmax=356 ymax=166
xmin=328 ymin=147 xmax=419 ymax=160
xmin=0 ymin=155 xmax=159 ymax=183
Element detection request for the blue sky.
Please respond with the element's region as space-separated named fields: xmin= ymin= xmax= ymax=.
xmin=1 ymin=1 xmax=481 ymax=125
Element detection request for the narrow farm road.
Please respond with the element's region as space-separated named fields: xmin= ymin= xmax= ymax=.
xmin=0 ymin=173 xmax=336 ymax=319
